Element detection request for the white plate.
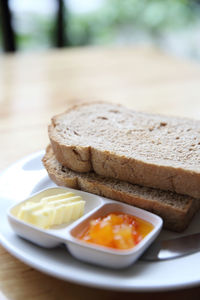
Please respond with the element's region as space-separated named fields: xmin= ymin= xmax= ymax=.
xmin=0 ymin=151 xmax=200 ymax=291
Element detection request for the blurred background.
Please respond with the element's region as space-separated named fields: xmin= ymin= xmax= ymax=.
xmin=1 ymin=0 xmax=200 ymax=60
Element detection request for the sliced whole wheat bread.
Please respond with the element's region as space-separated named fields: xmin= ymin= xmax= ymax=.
xmin=48 ymin=102 xmax=200 ymax=199
xmin=42 ymin=145 xmax=200 ymax=232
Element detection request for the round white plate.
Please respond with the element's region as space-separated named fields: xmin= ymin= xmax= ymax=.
xmin=0 ymin=151 xmax=200 ymax=291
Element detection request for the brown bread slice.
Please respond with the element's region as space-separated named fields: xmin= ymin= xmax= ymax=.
xmin=42 ymin=145 xmax=200 ymax=232
xmin=48 ymin=102 xmax=200 ymax=199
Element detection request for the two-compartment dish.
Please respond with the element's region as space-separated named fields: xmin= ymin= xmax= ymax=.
xmin=7 ymin=187 xmax=163 ymax=269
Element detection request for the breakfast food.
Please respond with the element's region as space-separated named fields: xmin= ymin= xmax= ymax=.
xmin=79 ymin=213 xmax=154 ymax=250
xmin=42 ymin=145 xmax=200 ymax=232
xmin=17 ymin=190 xmax=85 ymax=229
xmin=48 ymin=102 xmax=200 ymax=199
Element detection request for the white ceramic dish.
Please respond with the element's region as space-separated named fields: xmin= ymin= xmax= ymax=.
xmin=0 ymin=151 xmax=200 ymax=291
xmin=7 ymin=187 xmax=162 ymax=269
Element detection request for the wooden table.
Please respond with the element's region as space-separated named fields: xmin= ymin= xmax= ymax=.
xmin=0 ymin=46 xmax=200 ymax=299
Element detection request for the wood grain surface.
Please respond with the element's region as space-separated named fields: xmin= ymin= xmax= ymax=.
xmin=0 ymin=46 xmax=200 ymax=299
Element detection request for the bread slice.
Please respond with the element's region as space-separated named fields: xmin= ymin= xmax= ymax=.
xmin=48 ymin=102 xmax=200 ymax=199
xmin=42 ymin=145 xmax=200 ymax=232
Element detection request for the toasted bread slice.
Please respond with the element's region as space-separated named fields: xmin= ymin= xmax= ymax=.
xmin=49 ymin=102 xmax=200 ymax=199
xmin=42 ymin=145 xmax=200 ymax=232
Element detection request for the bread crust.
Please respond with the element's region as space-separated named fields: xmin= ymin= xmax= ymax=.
xmin=42 ymin=145 xmax=200 ymax=232
xmin=48 ymin=102 xmax=200 ymax=199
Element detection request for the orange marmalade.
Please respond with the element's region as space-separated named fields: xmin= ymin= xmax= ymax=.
xmin=79 ymin=213 xmax=154 ymax=250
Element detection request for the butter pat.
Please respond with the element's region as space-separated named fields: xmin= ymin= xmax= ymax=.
xmin=17 ymin=192 xmax=85 ymax=229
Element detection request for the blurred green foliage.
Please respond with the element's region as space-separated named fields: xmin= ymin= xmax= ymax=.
xmin=67 ymin=0 xmax=200 ymax=46
xmin=1 ymin=0 xmax=200 ymax=54
xmin=14 ymin=14 xmax=55 ymax=51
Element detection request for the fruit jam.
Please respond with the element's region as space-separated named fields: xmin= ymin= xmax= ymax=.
xmin=79 ymin=212 xmax=154 ymax=250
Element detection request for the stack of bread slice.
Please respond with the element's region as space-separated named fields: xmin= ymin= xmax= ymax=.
xmin=43 ymin=102 xmax=200 ymax=232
